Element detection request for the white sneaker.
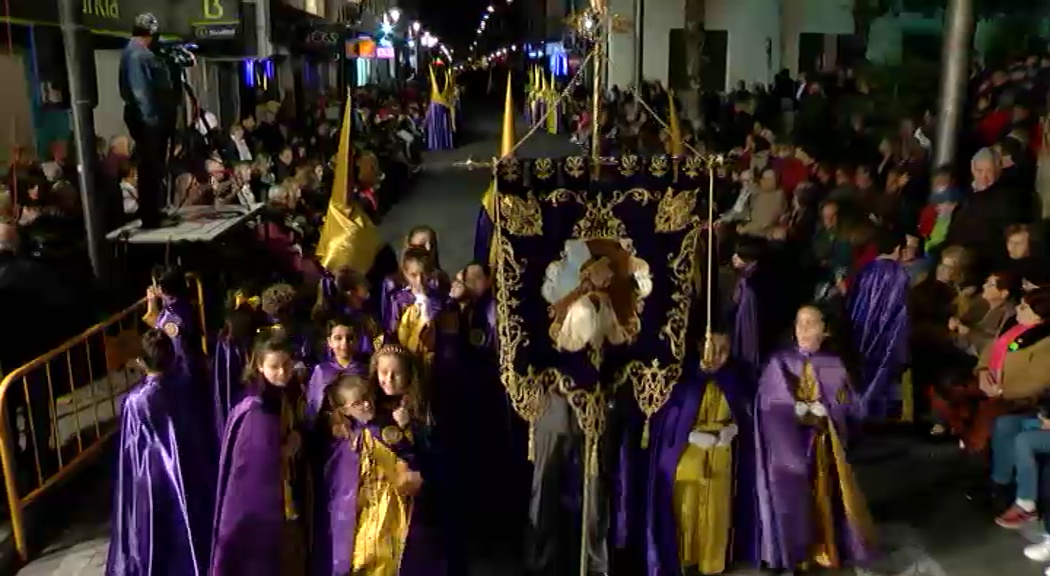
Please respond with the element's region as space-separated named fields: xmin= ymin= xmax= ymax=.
xmin=1024 ymin=537 xmax=1050 ymax=562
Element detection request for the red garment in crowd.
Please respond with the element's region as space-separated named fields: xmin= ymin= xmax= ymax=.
xmin=777 ymin=157 xmax=809 ymax=198
xmin=977 ymin=110 xmax=1010 ymax=146
xmin=358 ymin=187 xmax=377 ymax=211
xmin=917 ymin=204 xmax=937 ymax=238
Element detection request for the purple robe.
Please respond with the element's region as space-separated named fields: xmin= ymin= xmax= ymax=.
xmin=210 ymin=385 xmax=293 ymax=576
xmin=473 ymin=206 xmax=494 ymax=265
xmin=643 ymin=365 xmax=759 ymax=576
xmin=311 ymin=418 xmax=424 ymax=576
xmin=754 ymin=347 xmax=874 ymax=570
xmin=304 ymin=360 xmax=368 ymax=426
xmin=211 ymin=335 xmax=249 ymax=441
xmin=846 ymin=258 xmax=910 ymax=419
xmin=425 ymin=101 xmax=454 ymax=150
xmin=728 ymin=267 xmax=761 ymax=381
xmin=106 ymin=372 xmax=217 ymax=575
xmin=382 ymin=285 xmax=446 ymax=340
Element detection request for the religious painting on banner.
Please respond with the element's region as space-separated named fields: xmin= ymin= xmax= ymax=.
xmin=492 ymin=154 xmax=708 ymax=453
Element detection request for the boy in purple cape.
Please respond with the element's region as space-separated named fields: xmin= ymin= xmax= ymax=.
xmin=755 ymin=305 xmax=877 ymax=572
xmin=846 ymin=230 xmax=910 ymax=419
xmin=212 ymin=290 xmax=266 ymax=439
xmin=644 ymin=333 xmax=759 ymax=576
xmin=106 ymin=329 xmax=217 ymax=575
xmin=306 ymin=314 xmax=370 ymax=426
xmin=315 ymin=266 xmax=383 ymax=359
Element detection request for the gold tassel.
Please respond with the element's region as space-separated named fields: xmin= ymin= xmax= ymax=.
xmin=281 ymin=397 xmax=298 ymax=521
xmin=900 ymin=369 xmax=914 ymax=424
xmin=587 ymin=434 xmax=599 ymax=477
xmin=528 ymin=423 xmax=536 ymax=462
xmin=641 ymin=417 xmax=650 ymax=449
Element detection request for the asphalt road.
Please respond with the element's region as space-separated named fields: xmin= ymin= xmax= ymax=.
xmin=13 ymin=105 xmax=1050 ymax=576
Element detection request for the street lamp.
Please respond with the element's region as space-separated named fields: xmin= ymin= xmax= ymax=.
xmin=388 ymin=7 xmax=401 ymax=23
xmin=412 ymin=21 xmax=421 ymax=32
xmin=487 ymin=4 xmax=494 ymax=11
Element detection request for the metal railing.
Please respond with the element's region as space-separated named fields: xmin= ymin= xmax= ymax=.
xmin=0 ymin=274 xmax=206 ymax=561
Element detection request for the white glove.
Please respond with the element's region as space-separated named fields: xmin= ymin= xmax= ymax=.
xmin=794 ymin=402 xmax=809 ymax=418
xmin=413 ymin=293 xmax=432 ymax=324
xmin=809 ymin=402 xmax=827 ymax=418
xmin=688 ymin=431 xmax=718 ymax=449
xmin=717 ymin=424 xmax=739 ymax=447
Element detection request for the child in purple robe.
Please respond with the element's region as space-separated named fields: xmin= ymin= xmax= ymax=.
xmin=143 ymin=265 xmax=202 ymax=379
xmin=306 ymin=314 xmax=369 ymax=426
xmin=644 ymin=333 xmax=759 ymax=576
xmin=754 ymin=305 xmax=877 ymax=572
xmin=211 ymin=332 xmax=308 ymax=576
xmin=312 ymin=373 xmax=425 ymax=576
xmin=379 ymin=226 xmax=449 ymax=329
xmin=261 ymin=282 xmax=317 ymax=369
xmin=369 ymin=343 xmax=454 ymax=575
xmin=212 ymin=289 xmax=266 ymax=440
xmin=107 ymin=329 xmax=217 ymax=576
xmin=382 ymin=247 xmax=448 ymax=368
xmin=314 ymin=267 xmax=383 ymax=361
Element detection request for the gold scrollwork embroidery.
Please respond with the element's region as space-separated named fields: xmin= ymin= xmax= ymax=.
xmin=571 ymin=188 xmax=654 ymax=239
xmin=563 ymin=387 xmax=608 ymax=475
xmin=661 ymin=223 xmax=702 ymax=362
xmin=683 ymin=155 xmax=704 ymax=179
xmin=617 ymin=359 xmax=682 ymax=447
xmin=650 ymin=155 xmax=669 ymax=178
xmin=499 ymin=158 xmax=521 ymax=182
xmin=655 ymin=187 xmax=698 ymax=233
xmin=499 ymin=193 xmax=544 ymax=236
xmin=533 ymin=158 xmax=555 ymax=180
xmin=619 ymin=155 xmax=640 ymax=177
xmin=564 ymin=156 xmax=586 ymax=179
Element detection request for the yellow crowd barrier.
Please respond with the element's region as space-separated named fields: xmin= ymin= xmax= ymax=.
xmin=0 ymin=274 xmax=205 ymax=562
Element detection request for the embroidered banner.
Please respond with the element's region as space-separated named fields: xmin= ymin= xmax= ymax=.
xmin=492 ymin=155 xmax=708 ymax=441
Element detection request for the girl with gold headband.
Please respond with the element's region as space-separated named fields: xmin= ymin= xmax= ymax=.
xmin=211 ymin=331 xmax=309 ymax=575
xmin=367 ymin=343 xmax=452 ymax=574
xmin=754 ymin=305 xmax=876 ymax=572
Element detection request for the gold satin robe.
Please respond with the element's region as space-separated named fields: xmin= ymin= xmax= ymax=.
xmin=396 ymin=303 xmax=436 ymax=368
xmin=673 ymin=381 xmax=734 ymax=574
xmin=352 ymin=428 xmax=413 ymax=576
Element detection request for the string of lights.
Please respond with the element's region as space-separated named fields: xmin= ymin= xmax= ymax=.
xmin=468 ymin=1 xmax=512 ymax=57
xmin=377 ymin=8 xmax=454 ymax=64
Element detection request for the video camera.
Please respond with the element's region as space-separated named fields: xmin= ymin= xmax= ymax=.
xmin=155 ymin=40 xmax=198 ymax=70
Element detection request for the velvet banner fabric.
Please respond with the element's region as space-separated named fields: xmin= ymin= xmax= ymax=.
xmin=490 ymin=155 xmax=708 ymax=437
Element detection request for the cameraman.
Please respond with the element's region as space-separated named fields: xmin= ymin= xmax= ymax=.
xmin=119 ymin=14 xmax=172 ymax=229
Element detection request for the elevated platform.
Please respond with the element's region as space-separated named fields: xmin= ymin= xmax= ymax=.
xmin=105 ymin=204 xmax=265 ymax=245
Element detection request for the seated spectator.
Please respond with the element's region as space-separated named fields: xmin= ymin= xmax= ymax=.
xmin=119 ymin=161 xmax=138 ymax=217
xmin=918 ymin=166 xmax=961 ymax=258
xmin=985 ymin=288 xmax=1050 ymax=514
xmin=737 ymin=167 xmax=786 ymax=238
xmin=901 ymin=233 xmax=929 ymax=285
xmin=102 ymin=135 xmax=132 ymax=181
xmin=995 ymin=407 xmax=1050 ymax=529
xmin=1003 ymin=224 xmax=1046 ymax=288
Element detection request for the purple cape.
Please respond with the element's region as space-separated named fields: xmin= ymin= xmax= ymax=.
xmin=753 ymin=347 xmax=873 ymax=570
xmin=473 ymin=206 xmax=494 ymax=265
xmin=156 ymin=298 xmax=203 ymax=379
xmin=730 ymin=269 xmax=761 ymax=381
xmin=643 ymin=364 xmax=759 ymax=576
xmin=209 ymin=386 xmax=288 ymax=576
xmin=425 ymin=101 xmax=454 ymax=150
xmin=211 ymin=336 xmax=248 ymax=441
xmin=846 ymin=258 xmax=910 ymax=419
xmin=311 ymin=419 xmax=420 ymax=576
xmin=106 ymin=372 xmax=217 ymax=575
xmin=305 ymin=360 xmax=368 ymax=427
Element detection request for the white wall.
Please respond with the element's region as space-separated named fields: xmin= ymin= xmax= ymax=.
xmin=93 ymin=50 xmax=127 ymax=142
xmin=606 ymin=0 xmax=636 ymax=89
xmin=780 ymin=0 xmax=853 ymax=76
xmin=0 ymin=53 xmax=35 ymax=164
xmin=609 ymin=0 xmax=855 ymax=91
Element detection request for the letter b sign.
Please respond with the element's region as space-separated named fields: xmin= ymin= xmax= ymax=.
xmin=203 ymin=0 xmax=224 ymax=19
